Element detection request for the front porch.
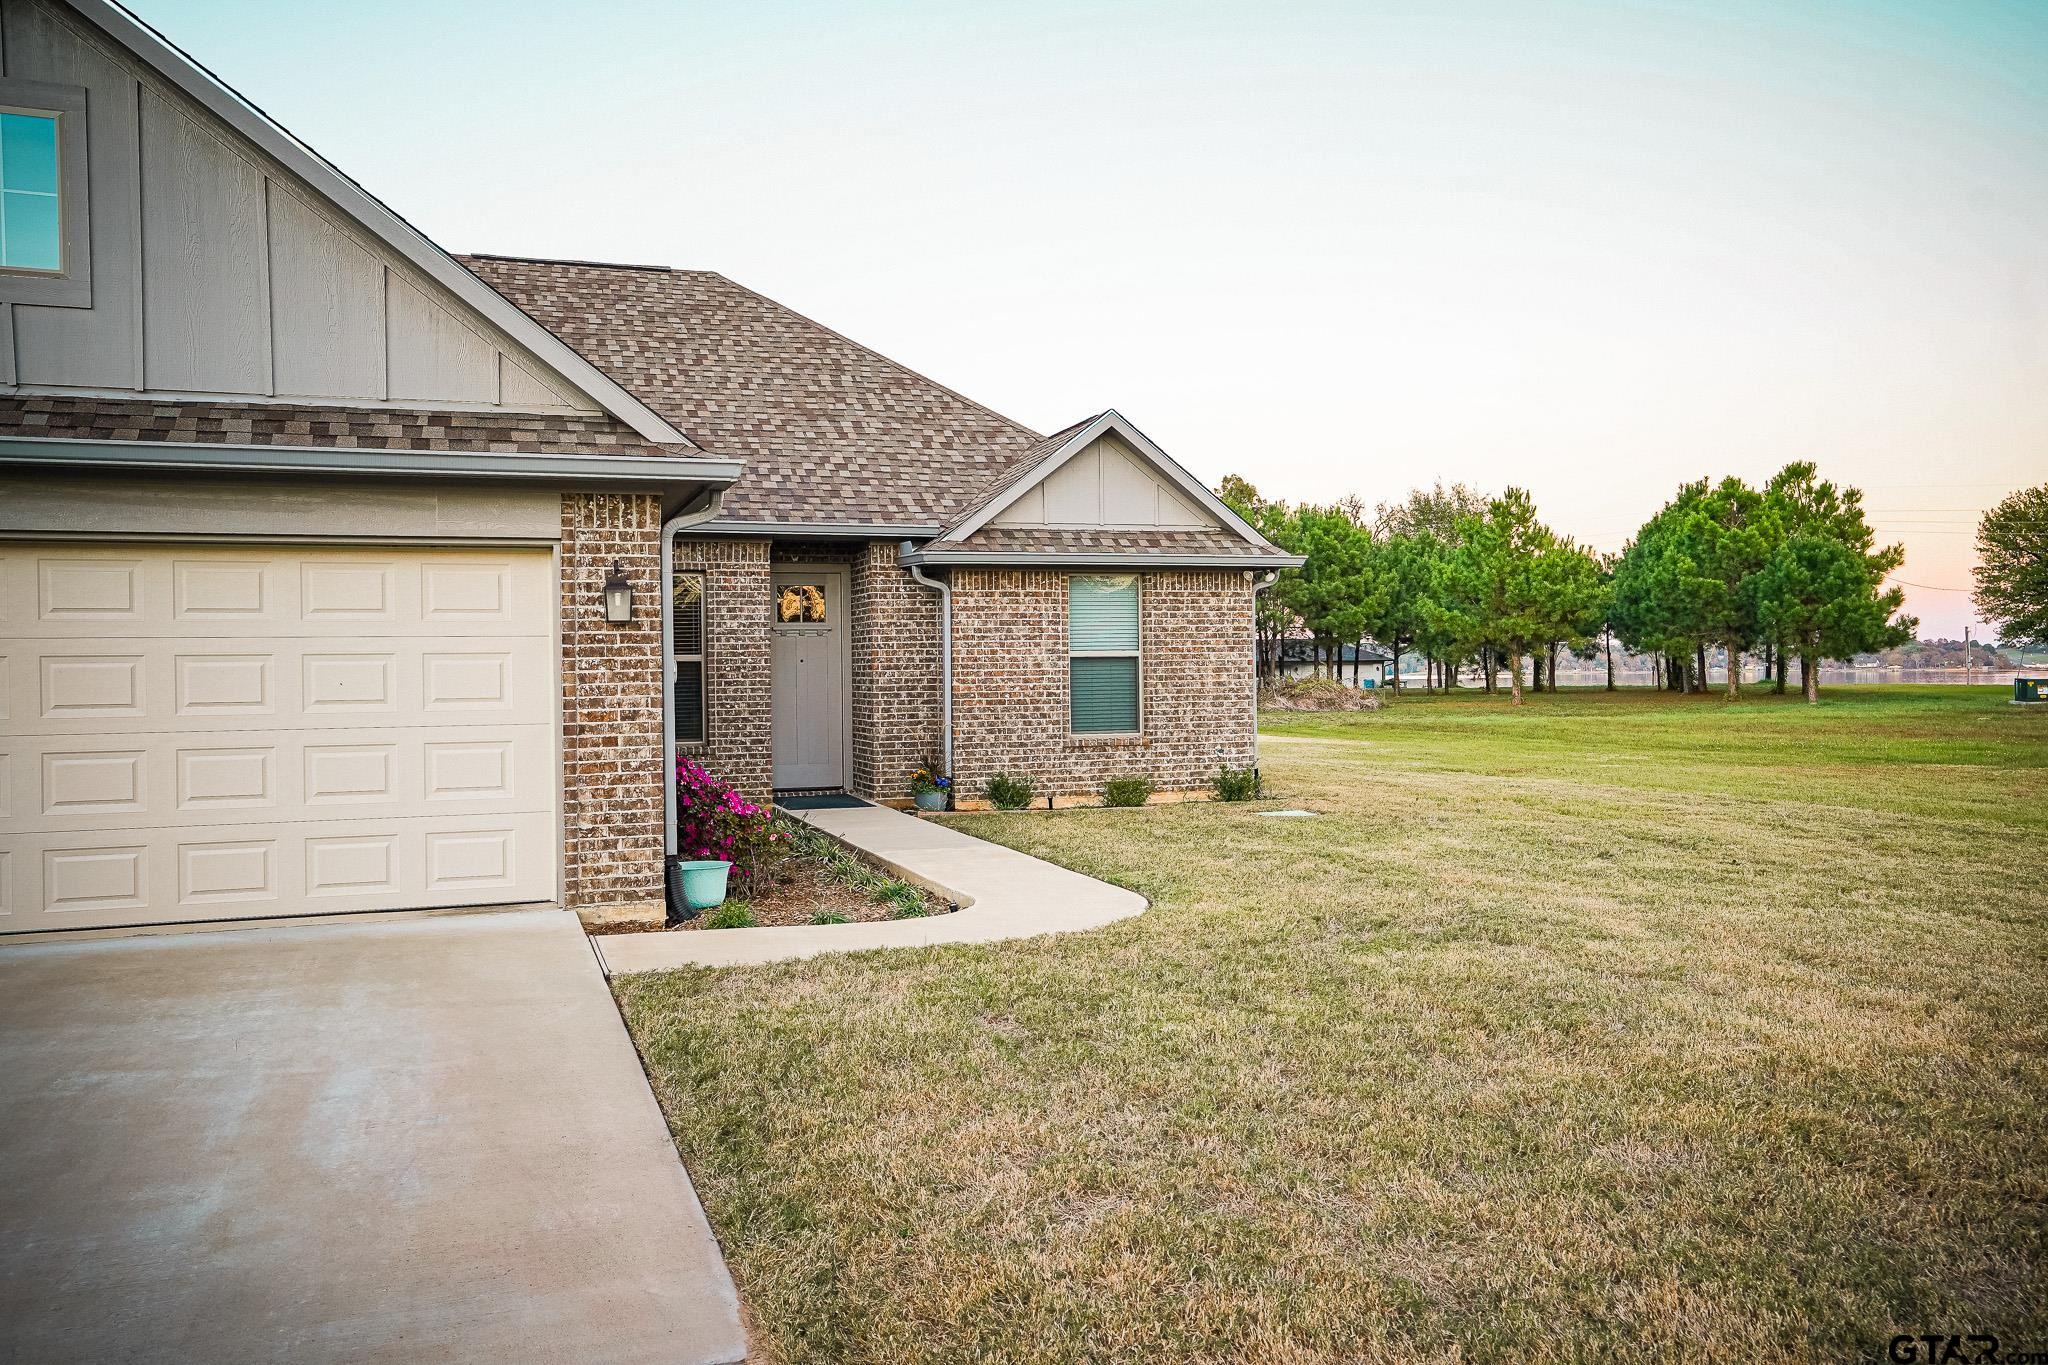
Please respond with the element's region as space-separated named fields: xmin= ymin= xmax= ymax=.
xmin=670 ymin=535 xmax=943 ymax=806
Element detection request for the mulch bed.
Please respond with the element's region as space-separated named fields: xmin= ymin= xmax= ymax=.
xmin=594 ymin=833 xmax=952 ymax=933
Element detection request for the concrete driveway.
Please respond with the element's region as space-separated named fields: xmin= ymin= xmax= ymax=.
xmin=0 ymin=910 xmax=745 ymax=1365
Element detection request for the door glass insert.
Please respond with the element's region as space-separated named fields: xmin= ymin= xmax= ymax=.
xmin=776 ymin=583 xmax=827 ymax=623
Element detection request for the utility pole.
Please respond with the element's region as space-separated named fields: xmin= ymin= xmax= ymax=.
xmin=1965 ymin=625 xmax=1972 ymax=686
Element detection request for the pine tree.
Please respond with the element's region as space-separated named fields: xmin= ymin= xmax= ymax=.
xmin=1673 ymin=477 xmax=1771 ymax=700
xmin=1753 ymin=463 xmax=1913 ymax=703
xmin=1438 ymin=488 xmax=1557 ymax=706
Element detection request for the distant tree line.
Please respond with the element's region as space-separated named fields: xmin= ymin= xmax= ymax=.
xmin=1223 ymin=462 xmax=1913 ymax=705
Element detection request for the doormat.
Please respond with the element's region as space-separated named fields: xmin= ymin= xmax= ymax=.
xmin=776 ymin=792 xmax=871 ymax=810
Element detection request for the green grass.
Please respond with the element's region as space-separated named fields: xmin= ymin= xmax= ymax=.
xmin=616 ymin=686 xmax=2047 ymax=1363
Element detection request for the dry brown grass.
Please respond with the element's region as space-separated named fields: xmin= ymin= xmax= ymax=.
xmin=617 ymin=686 xmax=2047 ymax=1363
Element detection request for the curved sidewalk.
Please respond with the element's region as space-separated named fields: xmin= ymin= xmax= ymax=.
xmin=593 ymin=803 xmax=1147 ymax=973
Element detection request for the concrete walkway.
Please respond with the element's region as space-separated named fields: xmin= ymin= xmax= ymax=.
xmin=0 ymin=910 xmax=745 ymax=1365
xmin=595 ymin=803 xmax=1148 ymax=972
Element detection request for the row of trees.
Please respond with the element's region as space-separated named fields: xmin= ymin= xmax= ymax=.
xmin=1224 ymin=463 xmax=1913 ymax=705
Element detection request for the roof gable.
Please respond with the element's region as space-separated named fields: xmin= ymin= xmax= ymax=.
xmin=40 ymin=0 xmax=688 ymax=444
xmin=935 ymin=410 xmax=1279 ymax=552
xmin=989 ymin=430 xmax=1218 ymax=531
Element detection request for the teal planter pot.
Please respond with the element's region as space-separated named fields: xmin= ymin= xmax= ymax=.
xmin=675 ymin=859 xmax=732 ymax=914
xmin=914 ymin=790 xmax=947 ymax=812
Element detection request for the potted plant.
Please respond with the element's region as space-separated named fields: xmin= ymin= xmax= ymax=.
xmin=668 ymin=857 xmax=732 ymax=915
xmin=909 ymin=765 xmax=952 ymax=813
xmin=670 ymin=756 xmax=780 ymax=922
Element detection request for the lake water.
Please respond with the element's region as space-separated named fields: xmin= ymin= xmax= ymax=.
xmin=1392 ymin=668 xmax=2031 ymax=688
xmin=1552 ymin=668 xmax=2024 ymax=687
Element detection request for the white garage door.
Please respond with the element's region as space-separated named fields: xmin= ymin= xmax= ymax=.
xmin=1 ymin=543 xmax=558 ymax=931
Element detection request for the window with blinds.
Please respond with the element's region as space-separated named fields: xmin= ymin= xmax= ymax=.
xmin=673 ymin=571 xmax=706 ymax=743
xmin=1069 ymin=574 xmax=1140 ymax=733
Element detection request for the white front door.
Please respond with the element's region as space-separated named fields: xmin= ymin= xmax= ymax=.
xmin=0 ymin=542 xmax=559 ymax=931
xmin=770 ymin=567 xmax=847 ymax=791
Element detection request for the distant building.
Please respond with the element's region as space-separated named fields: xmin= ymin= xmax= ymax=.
xmin=1279 ymin=640 xmax=1394 ymax=687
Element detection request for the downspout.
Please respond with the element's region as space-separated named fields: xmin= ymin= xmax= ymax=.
xmin=661 ymin=488 xmax=727 ymax=858
xmin=904 ymin=545 xmax=953 ymax=779
xmin=1249 ymin=569 xmax=1280 ymax=779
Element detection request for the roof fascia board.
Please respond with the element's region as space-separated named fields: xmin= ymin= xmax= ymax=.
xmin=67 ymin=0 xmax=693 ymax=449
xmin=937 ymin=410 xmax=1281 ymax=551
xmin=1098 ymin=411 xmax=1283 ymax=549
xmin=900 ymin=546 xmax=1306 ymax=570
xmin=687 ymin=519 xmax=944 ymax=538
xmin=0 ymin=436 xmax=741 ymax=490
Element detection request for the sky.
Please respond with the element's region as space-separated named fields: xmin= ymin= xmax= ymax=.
xmin=137 ymin=0 xmax=2048 ymax=639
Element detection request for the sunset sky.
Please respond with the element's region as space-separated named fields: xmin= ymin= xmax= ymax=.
xmin=140 ymin=0 xmax=2047 ymax=638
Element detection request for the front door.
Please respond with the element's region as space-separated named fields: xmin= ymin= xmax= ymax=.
xmin=770 ymin=566 xmax=847 ymax=790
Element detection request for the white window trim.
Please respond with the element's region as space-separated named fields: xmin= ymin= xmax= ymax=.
xmin=0 ymin=78 xmax=90 ymax=308
xmin=673 ymin=570 xmax=707 ymax=745
xmin=1068 ymin=574 xmax=1144 ymax=738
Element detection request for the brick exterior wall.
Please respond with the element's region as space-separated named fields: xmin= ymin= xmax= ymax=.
xmin=850 ymin=541 xmax=942 ymax=800
xmin=559 ymin=493 xmax=664 ymax=914
xmin=675 ymin=536 xmax=773 ymax=800
xmin=949 ymin=568 xmax=1257 ymax=802
xmin=668 ymin=549 xmax=1250 ymax=817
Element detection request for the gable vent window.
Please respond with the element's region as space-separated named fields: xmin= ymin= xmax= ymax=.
xmin=673 ymin=571 xmax=706 ymax=744
xmin=1069 ymin=574 xmax=1141 ymax=734
xmin=0 ymin=79 xmax=90 ymax=307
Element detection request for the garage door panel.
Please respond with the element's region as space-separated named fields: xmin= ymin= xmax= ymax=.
xmin=2 ymin=635 xmax=553 ymax=735
xmin=1 ymin=544 xmax=558 ymax=932
xmin=2 ymin=549 xmax=553 ymax=638
xmin=3 ymin=724 xmax=550 ymax=833
xmin=5 ymin=812 xmax=556 ymax=930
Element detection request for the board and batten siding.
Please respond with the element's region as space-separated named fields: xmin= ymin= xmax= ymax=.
xmin=0 ymin=0 xmax=594 ymax=412
xmin=991 ymin=432 xmax=1215 ymax=530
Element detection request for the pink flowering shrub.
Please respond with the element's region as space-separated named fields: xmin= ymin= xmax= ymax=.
xmin=676 ymin=756 xmax=783 ymax=893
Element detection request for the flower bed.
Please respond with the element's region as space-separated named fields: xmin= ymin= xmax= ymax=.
xmin=670 ymin=817 xmax=950 ymax=930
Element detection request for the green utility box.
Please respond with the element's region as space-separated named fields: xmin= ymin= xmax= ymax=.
xmin=2015 ymin=677 xmax=2048 ymax=705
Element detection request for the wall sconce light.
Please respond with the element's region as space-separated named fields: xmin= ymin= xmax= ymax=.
xmin=602 ymin=560 xmax=634 ymax=624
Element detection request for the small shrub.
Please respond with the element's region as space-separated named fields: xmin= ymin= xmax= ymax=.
xmin=985 ymin=773 xmax=1037 ymax=810
xmin=1103 ymin=775 xmax=1155 ymax=808
xmin=703 ymin=900 xmax=756 ymax=930
xmin=1213 ymin=766 xmax=1261 ymax=801
xmin=878 ymin=882 xmax=925 ymax=916
xmin=809 ymin=910 xmax=851 ymax=926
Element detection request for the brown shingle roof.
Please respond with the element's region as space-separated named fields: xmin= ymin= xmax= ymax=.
xmin=0 ymin=395 xmax=685 ymax=457
xmin=460 ymin=256 xmax=1044 ymax=525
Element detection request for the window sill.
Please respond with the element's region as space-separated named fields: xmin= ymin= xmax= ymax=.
xmin=1065 ymin=733 xmax=1148 ymax=749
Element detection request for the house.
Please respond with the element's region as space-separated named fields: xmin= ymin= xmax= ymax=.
xmin=1278 ymin=640 xmax=1393 ymax=687
xmin=0 ymin=0 xmax=1300 ymax=933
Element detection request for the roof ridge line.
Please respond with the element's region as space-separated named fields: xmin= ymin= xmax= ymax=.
xmin=462 ymin=252 xmax=676 ymax=274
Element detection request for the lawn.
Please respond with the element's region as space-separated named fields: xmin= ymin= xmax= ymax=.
xmin=616 ymin=686 xmax=2048 ymax=1363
